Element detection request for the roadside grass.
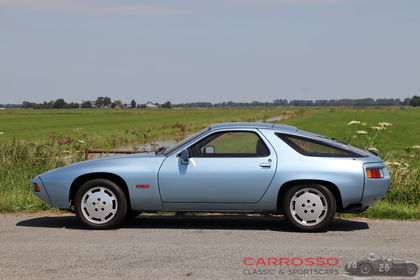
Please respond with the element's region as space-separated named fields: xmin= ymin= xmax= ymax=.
xmin=0 ymin=107 xmax=419 ymax=220
xmin=338 ymin=201 xmax=420 ymax=220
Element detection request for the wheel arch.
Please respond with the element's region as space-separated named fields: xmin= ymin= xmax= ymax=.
xmin=69 ymin=172 xmax=131 ymax=209
xmin=276 ymin=179 xmax=343 ymax=212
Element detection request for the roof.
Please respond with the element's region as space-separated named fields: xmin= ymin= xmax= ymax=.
xmin=209 ymin=122 xmax=297 ymax=132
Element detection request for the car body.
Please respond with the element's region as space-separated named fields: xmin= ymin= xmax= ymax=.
xmin=31 ymin=122 xmax=390 ymax=231
xmin=345 ymin=255 xmax=418 ymax=276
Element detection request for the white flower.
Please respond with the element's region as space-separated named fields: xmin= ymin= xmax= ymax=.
xmin=411 ymin=145 xmax=420 ymax=149
xmin=367 ymin=147 xmax=379 ymax=153
xmin=347 ymin=120 xmax=361 ymax=125
xmin=378 ymin=122 xmax=392 ymax=127
xmin=370 ymin=126 xmax=384 ymax=131
xmin=384 ymin=161 xmax=401 ymax=167
xmin=356 ymin=130 xmax=368 ymax=134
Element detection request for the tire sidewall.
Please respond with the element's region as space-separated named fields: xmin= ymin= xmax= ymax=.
xmin=283 ymin=184 xmax=336 ymax=232
xmin=359 ymin=263 xmax=372 ymax=275
xmin=407 ymin=264 xmax=418 ymax=276
xmin=74 ymin=179 xmax=127 ymax=229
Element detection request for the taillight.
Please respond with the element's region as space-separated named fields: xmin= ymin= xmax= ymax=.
xmin=34 ymin=183 xmax=41 ymax=192
xmin=366 ymin=168 xmax=384 ymax=178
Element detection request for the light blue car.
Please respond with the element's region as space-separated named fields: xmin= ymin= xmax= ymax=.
xmin=31 ymin=123 xmax=390 ymax=231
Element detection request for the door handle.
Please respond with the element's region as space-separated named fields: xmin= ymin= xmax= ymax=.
xmin=259 ymin=162 xmax=271 ymax=168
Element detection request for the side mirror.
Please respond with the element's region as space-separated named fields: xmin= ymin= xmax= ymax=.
xmin=202 ymin=146 xmax=215 ymax=154
xmin=180 ymin=149 xmax=189 ymax=165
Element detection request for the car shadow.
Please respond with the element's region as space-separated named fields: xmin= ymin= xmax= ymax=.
xmin=16 ymin=215 xmax=369 ymax=232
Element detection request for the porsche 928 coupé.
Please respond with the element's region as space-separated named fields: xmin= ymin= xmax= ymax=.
xmin=31 ymin=123 xmax=390 ymax=231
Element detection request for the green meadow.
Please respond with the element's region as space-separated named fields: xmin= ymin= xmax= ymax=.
xmin=0 ymin=108 xmax=280 ymax=143
xmin=0 ymin=107 xmax=418 ymax=219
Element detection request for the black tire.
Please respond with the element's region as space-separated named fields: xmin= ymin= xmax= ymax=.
xmin=282 ymin=184 xmax=336 ymax=232
xmin=406 ymin=263 xmax=418 ymax=276
xmin=359 ymin=263 xmax=372 ymax=276
xmin=74 ymin=179 xmax=127 ymax=229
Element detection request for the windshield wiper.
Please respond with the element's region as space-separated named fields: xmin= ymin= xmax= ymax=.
xmin=155 ymin=147 xmax=167 ymax=155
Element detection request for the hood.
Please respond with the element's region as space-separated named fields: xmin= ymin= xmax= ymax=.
xmin=39 ymin=152 xmax=165 ymax=177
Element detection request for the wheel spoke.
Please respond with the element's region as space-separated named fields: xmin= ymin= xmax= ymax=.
xmin=289 ymin=188 xmax=328 ymax=226
xmin=81 ymin=186 xmax=118 ymax=224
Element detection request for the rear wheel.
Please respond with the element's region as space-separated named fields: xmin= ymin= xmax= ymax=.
xmin=283 ymin=184 xmax=336 ymax=232
xmin=406 ymin=263 xmax=418 ymax=276
xmin=74 ymin=179 xmax=127 ymax=229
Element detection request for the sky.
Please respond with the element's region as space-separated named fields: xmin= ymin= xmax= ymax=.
xmin=0 ymin=0 xmax=419 ymax=104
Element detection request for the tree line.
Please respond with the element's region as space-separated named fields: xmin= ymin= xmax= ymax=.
xmin=1 ymin=96 xmax=419 ymax=109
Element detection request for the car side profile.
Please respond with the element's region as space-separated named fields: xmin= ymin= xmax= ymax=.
xmin=31 ymin=123 xmax=390 ymax=231
xmin=345 ymin=254 xmax=418 ymax=276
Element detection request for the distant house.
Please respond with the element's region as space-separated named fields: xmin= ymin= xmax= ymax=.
xmin=145 ymin=102 xmax=158 ymax=109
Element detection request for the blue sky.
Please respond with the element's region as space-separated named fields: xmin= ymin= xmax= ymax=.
xmin=0 ymin=0 xmax=419 ymax=104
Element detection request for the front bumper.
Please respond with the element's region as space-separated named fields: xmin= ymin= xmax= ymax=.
xmin=31 ymin=176 xmax=53 ymax=206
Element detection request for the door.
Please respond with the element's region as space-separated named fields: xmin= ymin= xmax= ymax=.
xmin=158 ymin=130 xmax=276 ymax=203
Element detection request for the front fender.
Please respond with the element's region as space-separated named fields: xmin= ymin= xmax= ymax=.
xmin=37 ymin=155 xmax=165 ymax=210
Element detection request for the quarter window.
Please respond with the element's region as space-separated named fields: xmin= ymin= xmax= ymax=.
xmin=277 ymin=133 xmax=365 ymax=157
xmin=189 ymin=131 xmax=270 ymax=157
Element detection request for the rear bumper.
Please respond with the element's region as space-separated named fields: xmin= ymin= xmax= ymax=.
xmin=360 ymin=162 xmax=390 ymax=207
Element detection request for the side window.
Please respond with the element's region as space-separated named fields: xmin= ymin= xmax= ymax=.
xmin=189 ymin=131 xmax=270 ymax=157
xmin=277 ymin=133 xmax=363 ymax=157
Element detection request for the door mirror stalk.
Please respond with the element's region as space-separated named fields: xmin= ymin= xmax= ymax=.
xmin=180 ymin=149 xmax=190 ymax=165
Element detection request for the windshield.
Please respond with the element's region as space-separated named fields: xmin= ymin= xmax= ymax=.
xmin=162 ymin=127 xmax=211 ymax=156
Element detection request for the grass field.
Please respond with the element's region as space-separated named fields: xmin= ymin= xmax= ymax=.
xmin=283 ymin=107 xmax=419 ymax=154
xmin=0 ymin=107 xmax=419 ymax=219
xmin=0 ymin=108 xmax=282 ymax=143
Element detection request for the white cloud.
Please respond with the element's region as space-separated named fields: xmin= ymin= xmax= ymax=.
xmin=0 ymin=0 xmax=183 ymax=16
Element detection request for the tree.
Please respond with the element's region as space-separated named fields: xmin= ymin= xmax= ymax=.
xmin=131 ymin=100 xmax=136 ymax=108
xmin=95 ymin=97 xmax=104 ymax=108
xmin=68 ymin=102 xmax=79 ymax=108
xmin=53 ymin=98 xmax=67 ymax=109
xmin=410 ymin=95 xmax=420 ymax=107
xmin=402 ymin=98 xmax=411 ymax=106
xmin=104 ymin=97 xmax=112 ymax=107
xmin=161 ymin=101 xmax=172 ymax=108
xmin=113 ymin=100 xmax=123 ymax=108
xmin=81 ymin=101 xmax=92 ymax=108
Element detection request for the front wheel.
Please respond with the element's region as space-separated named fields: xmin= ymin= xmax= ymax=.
xmin=359 ymin=263 xmax=373 ymax=275
xmin=74 ymin=179 xmax=127 ymax=229
xmin=283 ymin=184 xmax=336 ymax=232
